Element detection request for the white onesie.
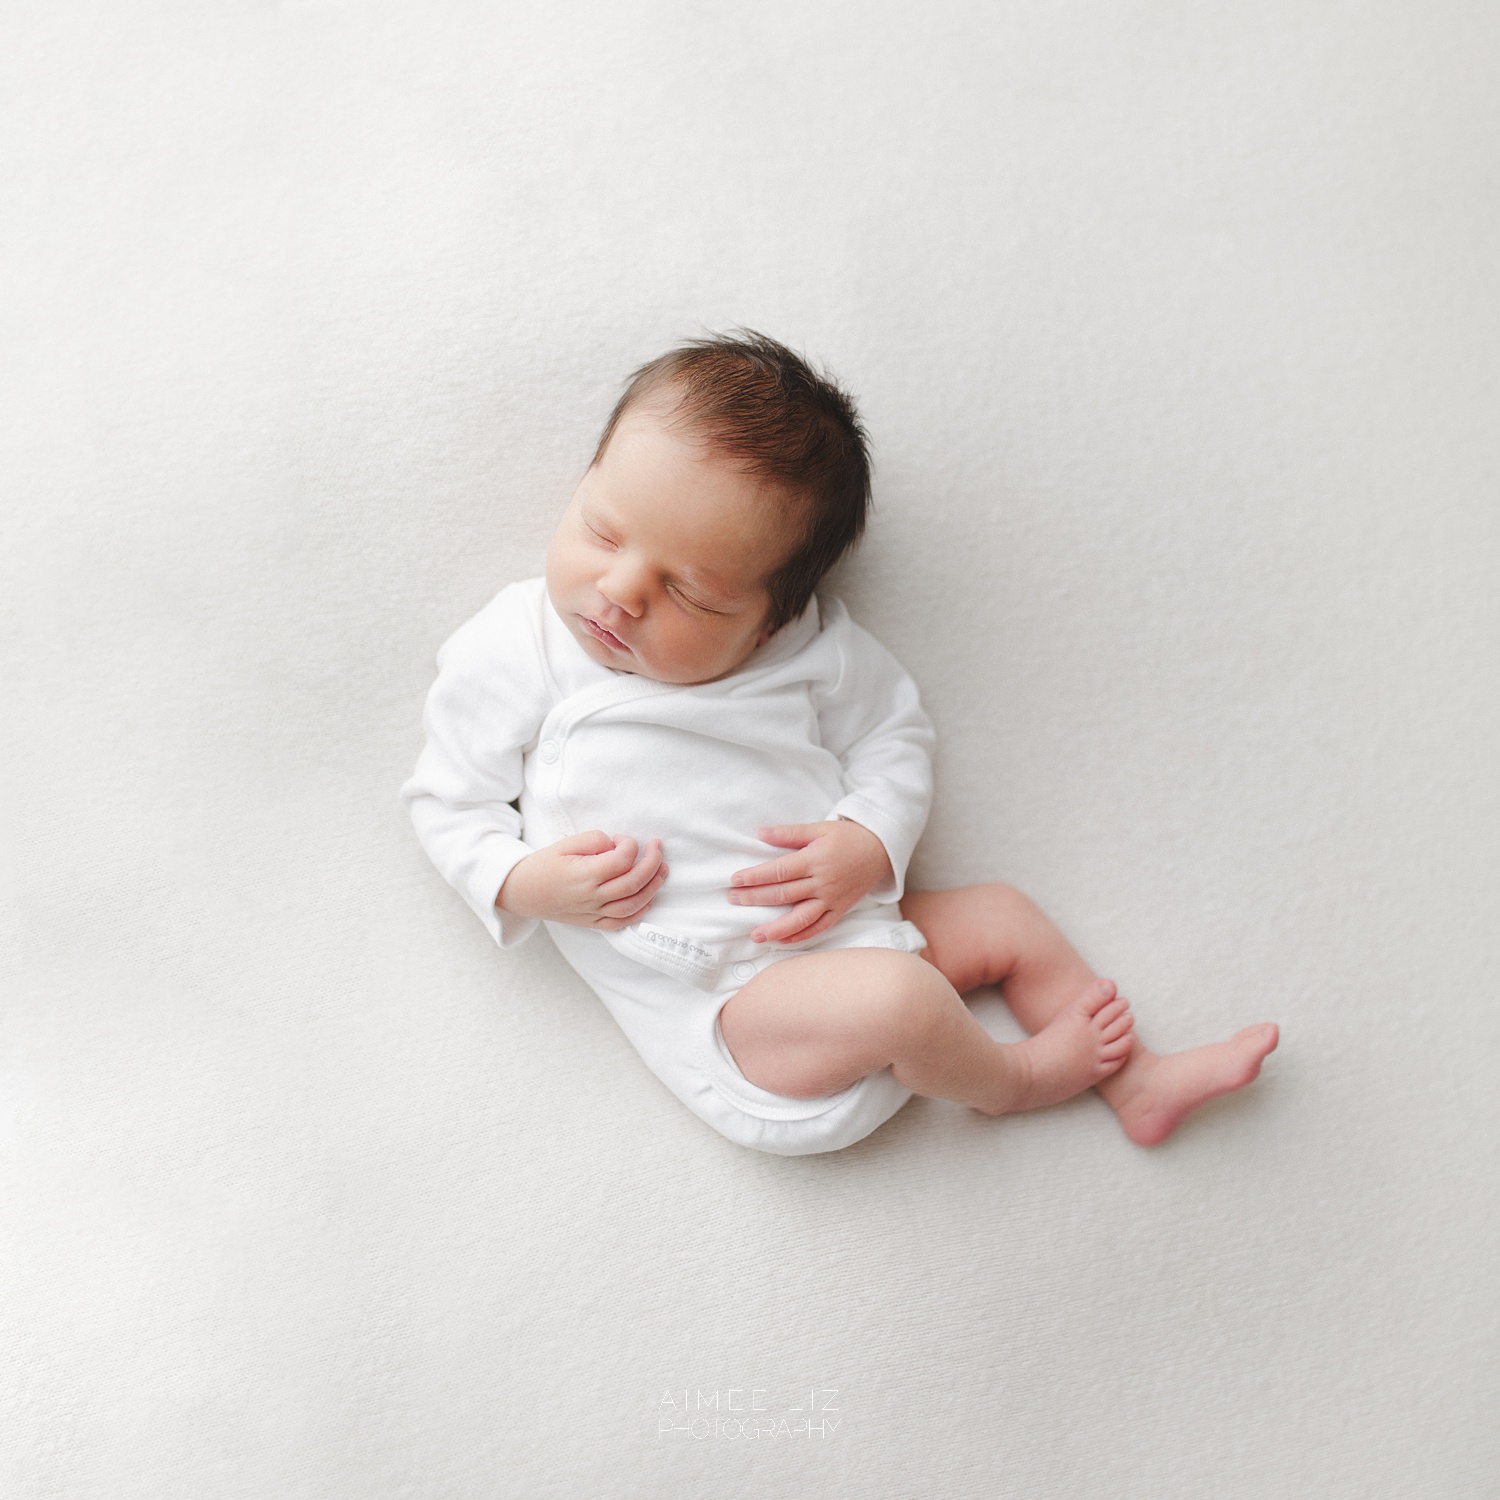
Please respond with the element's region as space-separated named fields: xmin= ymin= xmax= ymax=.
xmin=401 ymin=577 xmax=937 ymax=1155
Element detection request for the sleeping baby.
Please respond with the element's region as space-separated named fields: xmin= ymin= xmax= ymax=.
xmin=401 ymin=330 xmax=1279 ymax=1156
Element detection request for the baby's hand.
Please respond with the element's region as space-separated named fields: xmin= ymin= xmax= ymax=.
xmin=497 ymin=831 xmax=667 ymax=931
xmin=727 ymin=819 xmax=892 ymax=945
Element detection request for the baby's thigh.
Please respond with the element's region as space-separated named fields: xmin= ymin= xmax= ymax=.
xmin=717 ymin=947 xmax=945 ymax=1100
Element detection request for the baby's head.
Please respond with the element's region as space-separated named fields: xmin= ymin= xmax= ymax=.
xmin=546 ymin=331 xmax=870 ymax=686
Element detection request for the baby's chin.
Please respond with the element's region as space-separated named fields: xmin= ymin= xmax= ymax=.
xmin=578 ymin=635 xmax=638 ymax=674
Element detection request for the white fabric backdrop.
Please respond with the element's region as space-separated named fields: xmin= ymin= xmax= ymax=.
xmin=3 ymin=3 xmax=1496 ymax=1495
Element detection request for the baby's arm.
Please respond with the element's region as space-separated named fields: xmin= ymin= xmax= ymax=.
xmin=402 ymin=587 xmax=664 ymax=946
xmin=730 ymin=606 xmax=936 ymax=944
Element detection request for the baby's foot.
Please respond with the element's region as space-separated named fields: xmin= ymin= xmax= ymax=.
xmin=1103 ymin=1024 xmax=1280 ymax=1146
xmin=978 ymin=979 xmax=1135 ymax=1116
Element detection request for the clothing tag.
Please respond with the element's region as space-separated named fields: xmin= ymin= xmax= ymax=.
xmin=613 ymin=923 xmax=722 ymax=990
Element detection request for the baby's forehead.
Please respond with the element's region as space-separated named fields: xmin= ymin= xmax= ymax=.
xmin=622 ymin=391 xmax=806 ymax=498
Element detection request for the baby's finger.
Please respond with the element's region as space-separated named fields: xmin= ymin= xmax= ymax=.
xmin=791 ymin=908 xmax=840 ymax=944
xmin=597 ymin=840 xmax=664 ymax=901
xmin=756 ymin=824 xmax=820 ymax=849
xmin=727 ymin=876 xmax=818 ymax=908
xmin=729 ymin=852 xmax=810 ymax=890
xmin=556 ymin=828 xmax=619 ymax=857
xmin=594 ymin=896 xmax=662 ymax=929
xmin=586 ymin=834 xmax=639 ymax=878
xmin=598 ymin=863 xmax=669 ymax=919
xmin=752 ymin=906 xmax=840 ymax=946
xmin=752 ymin=900 xmax=828 ymax=944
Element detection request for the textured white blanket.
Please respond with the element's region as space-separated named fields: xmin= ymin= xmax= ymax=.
xmin=3 ymin=4 xmax=1495 ymax=1497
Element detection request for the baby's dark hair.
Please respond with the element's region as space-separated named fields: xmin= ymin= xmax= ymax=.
xmin=591 ymin=329 xmax=872 ymax=634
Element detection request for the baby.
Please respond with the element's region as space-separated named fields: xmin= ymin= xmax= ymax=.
xmin=402 ymin=331 xmax=1279 ymax=1156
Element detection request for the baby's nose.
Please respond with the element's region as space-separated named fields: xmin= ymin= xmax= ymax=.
xmin=598 ymin=558 xmax=649 ymax=616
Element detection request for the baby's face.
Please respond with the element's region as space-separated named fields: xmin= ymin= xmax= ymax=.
xmin=546 ymin=400 xmax=798 ymax=686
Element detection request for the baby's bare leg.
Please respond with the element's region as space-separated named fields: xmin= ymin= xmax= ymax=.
xmin=900 ymin=884 xmax=1280 ymax=1145
xmin=716 ymin=948 xmax=1134 ymax=1116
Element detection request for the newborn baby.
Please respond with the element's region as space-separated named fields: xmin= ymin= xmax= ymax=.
xmin=402 ymin=331 xmax=1278 ymax=1156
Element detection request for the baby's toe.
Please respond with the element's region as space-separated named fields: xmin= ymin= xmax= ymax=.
xmin=1081 ymin=979 xmax=1119 ymax=1015
xmin=1094 ymin=996 xmax=1130 ymax=1027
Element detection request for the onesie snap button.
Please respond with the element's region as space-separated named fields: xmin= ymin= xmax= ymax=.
xmin=538 ymin=740 xmax=560 ymax=764
xmin=732 ymin=960 xmax=757 ymax=981
xmin=889 ymin=930 xmax=909 ymax=951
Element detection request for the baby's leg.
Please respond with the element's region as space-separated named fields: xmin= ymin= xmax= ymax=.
xmin=716 ymin=948 xmax=1134 ymax=1116
xmin=900 ymin=885 xmax=1280 ymax=1145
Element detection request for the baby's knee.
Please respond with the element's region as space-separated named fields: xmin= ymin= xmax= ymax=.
xmin=976 ymin=880 xmax=1031 ymax=917
xmin=858 ymin=951 xmax=956 ymax=1048
xmin=953 ymin=881 xmax=1049 ymax=944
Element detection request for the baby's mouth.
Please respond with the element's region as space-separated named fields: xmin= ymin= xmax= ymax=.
xmin=581 ymin=615 xmax=631 ymax=653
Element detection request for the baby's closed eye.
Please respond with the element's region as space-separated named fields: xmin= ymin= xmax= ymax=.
xmin=668 ymin=582 xmax=722 ymax=614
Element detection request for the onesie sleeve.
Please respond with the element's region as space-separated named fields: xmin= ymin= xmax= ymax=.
xmin=814 ymin=602 xmax=936 ymax=904
xmin=399 ymin=583 xmax=552 ymax=949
